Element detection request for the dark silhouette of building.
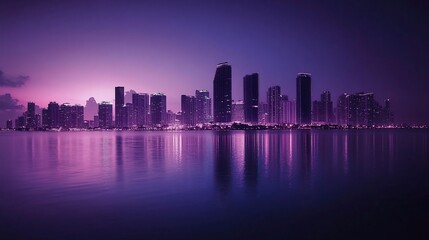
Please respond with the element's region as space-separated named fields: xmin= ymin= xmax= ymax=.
xmin=98 ymin=102 xmax=113 ymax=128
xmin=47 ymin=102 xmax=60 ymax=128
xmin=243 ymin=73 xmax=259 ymax=124
xmin=124 ymin=103 xmax=135 ymax=127
xmin=381 ymin=99 xmax=394 ymax=125
xmin=15 ymin=115 xmax=26 ymax=129
xmin=132 ymin=93 xmax=149 ymax=127
xmin=42 ymin=109 xmax=49 ymax=128
xmin=213 ymin=62 xmax=232 ymax=123
xmin=115 ymin=86 xmax=125 ymax=128
xmin=267 ymin=86 xmax=281 ymax=123
xmin=6 ymin=119 xmax=13 ymax=129
xmin=150 ymin=93 xmax=167 ymax=125
xmin=312 ymin=91 xmax=334 ymax=123
xmin=195 ymin=90 xmax=211 ymax=123
xmin=59 ymin=104 xmax=84 ymax=128
xmin=94 ymin=115 xmax=99 ymax=128
xmin=25 ymin=102 xmax=36 ymax=129
xmin=296 ymin=73 xmax=312 ymax=124
xmin=181 ymin=95 xmax=196 ymax=125
xmin=336 ymin=93 xmax=348 ymax=125
xmin=341 ymin=92 xmax=376 ymax=126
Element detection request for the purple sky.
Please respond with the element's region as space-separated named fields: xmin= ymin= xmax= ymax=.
xmin=0 ymin=0 xmax=428 ymax=125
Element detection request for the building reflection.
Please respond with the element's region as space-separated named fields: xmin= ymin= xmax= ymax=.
xmin=244 ymin=131 xmax=259 ymax=191
xmin=265 ymin=132 xmax=281 ymax=181
xmin=214 ymin=131 xmax=232 ymax=195
xmin=295 ymin=131 xmax=312 ymax=187
xmin=150 ymin=134 xmax=166 ymax=172
xmin=115 ymin=134 xmax=124 ymax=183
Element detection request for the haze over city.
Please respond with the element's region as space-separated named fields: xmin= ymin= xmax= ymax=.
xmin=1 ymin=0 xmax=428 ymax=126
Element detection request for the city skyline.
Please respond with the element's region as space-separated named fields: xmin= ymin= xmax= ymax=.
xmin=6 ymin=64 xmax=397 ymax=129
xmin=0 ymin=1 xmax=428 ymax=126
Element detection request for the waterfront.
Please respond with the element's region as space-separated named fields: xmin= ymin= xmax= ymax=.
xmin=0 ymin=130 xmax=427 ymax=239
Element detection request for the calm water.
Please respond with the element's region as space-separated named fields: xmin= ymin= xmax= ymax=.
xmin=0 ymin=130 xmax=428 ymax=239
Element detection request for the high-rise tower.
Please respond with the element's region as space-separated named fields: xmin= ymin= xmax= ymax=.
xmin=213 ymin=62 xmax=232 ymax=123
xmin=150 ymin=93 xmax=167 ymax=125
xmin=115 ymin=86 xmax=125 ymax=128
xmin=243 ymin=73 xmax=259 ymax=124
xmin=296 ymin=73 xmax=312 ymax=124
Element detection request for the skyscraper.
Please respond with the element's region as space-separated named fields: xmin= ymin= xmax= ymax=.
xmin=150 ymin=93 xmax=167 ymax=125
xmin=213 ymin=62 xmax=232 ymax=123
xmin=26 ymin=102 xmax=36 ymax=129
xmin=132 ymin=93 xmax=150 ymax=127
xmin=267 ymin=86 xmax=281 ymax=124
xmin=280 ymin=95 xmax=291 ymax=124
xmin=115 ymin=86 xmax=125 ymax=128
xmin=296 ymin=73 xmax=312 ymax=124
xmin=195 ymin=90 xmax=211 ymax=123
xmin=6 ymin=120 xmax=13 ymax=129
xmin=336 ymin=93 xmax=348 ymax=125
xmin=312 ymin=91 xmax=334 ymax=123
xmin=47 ymin=102 xmax=60 ymax=128
xmin=343 ymin=92 xmax=376 ymax=126
xmin=181 ymin=95 xmax=196 ymax=125
xmin=98 ymin=102 xmax=113 ymax=128
xmin=243 ymin=73 xmax=259 ymax=124
xmin=58 ymin=104 xmax=84 ymax=128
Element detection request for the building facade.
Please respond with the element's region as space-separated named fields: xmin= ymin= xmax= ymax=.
xmin=296 ymin=73 xmax=312 ymax=124
xmin=243 ymin=73 xmax=259 ymax=124
xmin=213 ymin=62 xmax=232 ymax=123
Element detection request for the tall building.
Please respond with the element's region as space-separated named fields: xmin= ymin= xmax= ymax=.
xmin=296 ymin=73 xmax=312 ymax=124
xmin=285 ymin=99 xmax=296 ymax=124
xmin=213 ymin=62 xmax=232 ymax=123
xmin=344 ymin=92 xmax=375 ymax=126
xmin=132 ymin=93 xmax=150 ymax=127
xmin=232 ymin=100 xmax=244 ymax=122
xmin=124 ymin=103 xmax=135 ymax=127
xmin=42 ymin=109 xmax=49 ymax=128
xmin=115 ymin=86 xmax=125 ymax=128
xmin=243 ymin=73 xmax=259 ymax=124
xmin=6 ymin=119 xmax=13 ymax=129
xmin=378 ymin=99 xmax=394 ymax=125
xmin=26 ymin=102 xmax=36 ymax=129
xmin=336 ymin=93 xmax=348 ymax=125
xmin=279 ymin=95 xmax=289 ymax=123
xmin=98 ymin=102 xmax=113 ymax=128
xmin=94 ymin=115 xmax=99 ymax=128
xmin=47 ymin=102 xmax=60 ymax=128
xmin=59 ymin=104 xmax=84 ymax=128
xmin=195 ymin=90 xmax=211 ymax=123
xmin=150 ymin=93 xmax=167 ymax=125
xmin=181 ymin=95 xmax=196 ymax=125
xmin=267 ymin=86 xmax=281 ymax=124
xmin=312 ymin=91 xmax=334 ymax=123
xmin=258 ymin=102 xmax=268 ymax=125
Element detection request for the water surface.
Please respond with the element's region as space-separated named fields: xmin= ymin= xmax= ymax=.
xmin=0 ymin=130 xmax=428 ymax=239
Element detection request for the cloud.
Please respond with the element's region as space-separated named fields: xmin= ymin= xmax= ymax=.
xmin=0 ymin=70 xmax=29 ymax=87
xmin=125 ymin=89 xmax=137 ymax=103
xmin=0 ymin=93 xmax=24 ymax=111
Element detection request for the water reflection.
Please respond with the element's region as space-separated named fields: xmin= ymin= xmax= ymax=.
xmin=214 ymin=132 xmax=232 ymax=195
xmin=244 ymin=131 xmax=259 ymax=191
xmin=115 ymin=135 xmax=124 ymax=183
xmin=0 ymin=130 xmax=428 ymax=239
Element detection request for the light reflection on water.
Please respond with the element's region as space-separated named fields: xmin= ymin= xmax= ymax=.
xmin=0 ymin=130 xmax=428 ymax=239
